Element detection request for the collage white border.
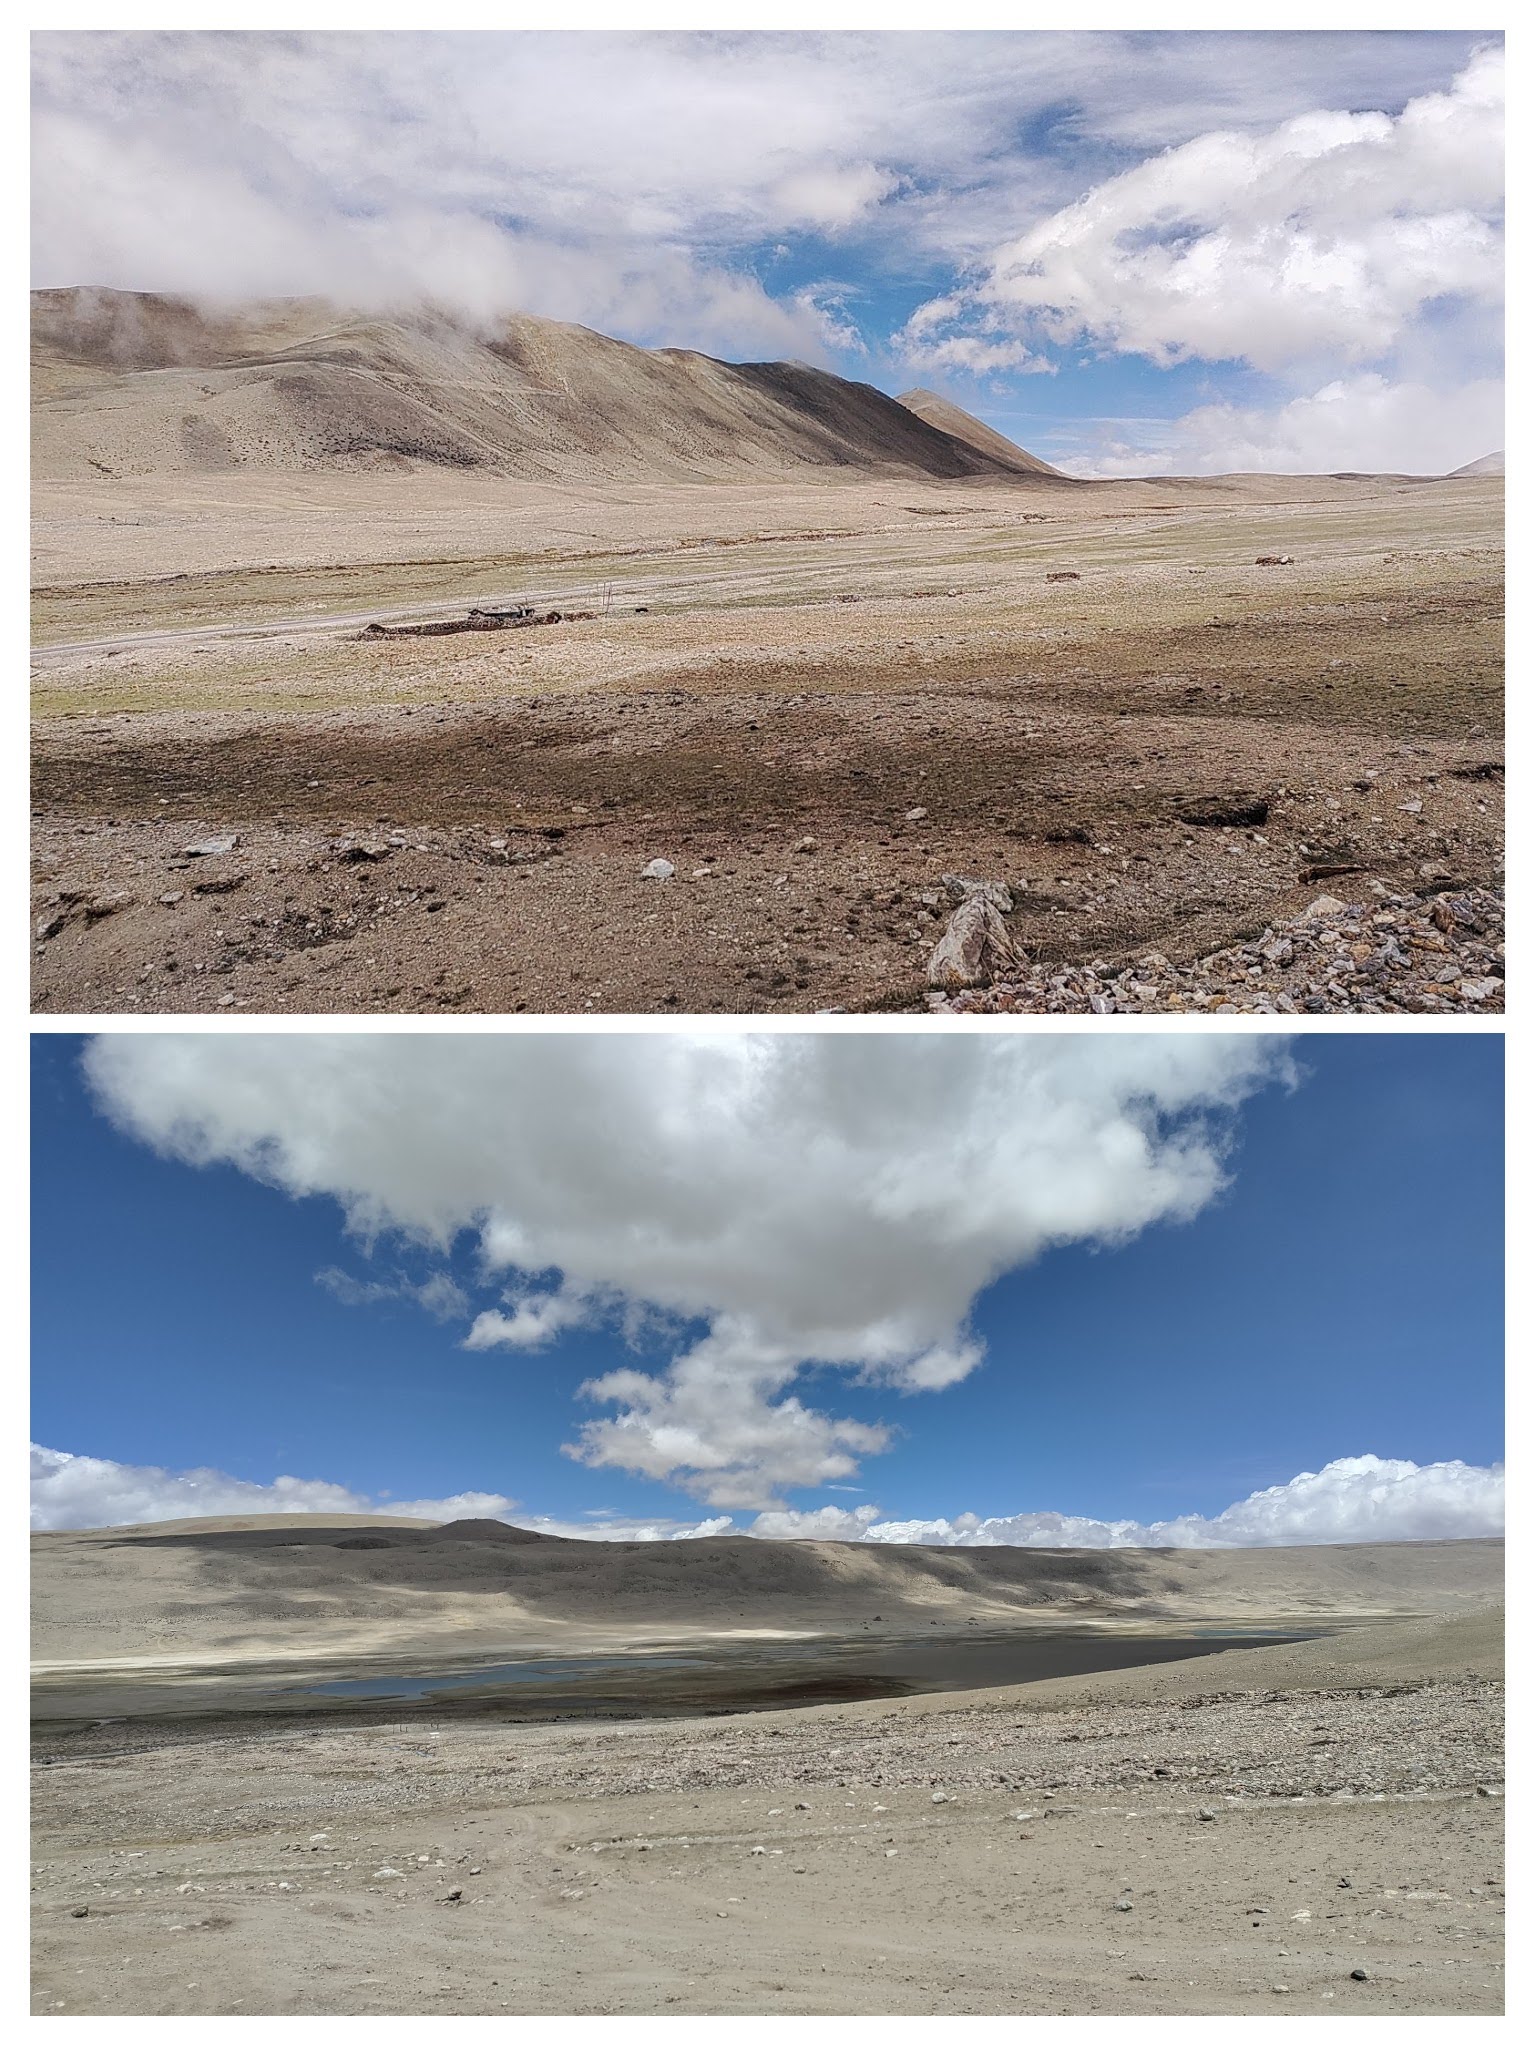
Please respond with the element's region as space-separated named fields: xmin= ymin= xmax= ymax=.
xmin=16 ymin=5 xmax=1519 ymax=2039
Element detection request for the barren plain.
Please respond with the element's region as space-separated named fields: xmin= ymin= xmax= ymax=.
xmin=31 ymin=294 xmax=1503 ymax=1015
xmin=31 ymin=1520 xmax=1502 ymax=2016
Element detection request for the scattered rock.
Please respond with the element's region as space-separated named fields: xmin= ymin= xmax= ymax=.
xmin=1255 ymin=555 xmax=1295 ymax=566
xmin=184 ymin=835 xmax=238 ymax=858
xmin=1114 ymin=1899 xmax=1133 ymax=1912
xmin=794 ymin=836 xmax=818 ymax=854
xmin=904 ymin=806 xmax=928 ymax=822
xmin=1197 ymin=1807 xmax=1219 ymax=1821
xmin=641 ymin=858 xmax=675 ymax=881
xmin=1351 ymin=1968 xmax=1370 ymax=1982
xmin=1045 ymin=571 xmax=1081 ymax=582
xmin=927 ymin=892 xmax=1027 ymax=991
xmin=70 ymin=1906 xmax=88 ymax=1919
xmin=931 ymin=887 xmax=1503 ymax=1017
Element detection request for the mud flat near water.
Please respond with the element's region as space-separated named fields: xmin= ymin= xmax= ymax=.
xmin=31 ymin=292 xmax=1502 ymax=1015
xmin=32 ymin=1520 xmax=1501 ymax=2015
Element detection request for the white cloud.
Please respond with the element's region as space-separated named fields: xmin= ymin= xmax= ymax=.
xmin=1072 ymin=372 xmax=1503 ymax=478
xmin=82 ymin=1035 xmax=1290 ymax=1509
xmin=906 ymin=47 xmax=1503 ymax=377
xmin=862 ymin=1456 xmax=1505 ymax=1548
xmin=317 ymin=1265 xmax=470 ymax=1321
xmin=28 ymin=1443 xmax=514 ymax=1532
xmin=33 ymin=1445 xmax=1500 ymax=1549
xmin=747 ymin=1503 xmax=884 ymax=1541
xmin=463 ymin=1285 xmax=596 ymax=1352
xmin=31 ymin=31 xmax=1497 ymax=364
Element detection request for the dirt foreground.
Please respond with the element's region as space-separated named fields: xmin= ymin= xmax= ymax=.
xmin=32 ymin=1609 xmax=1502 ymax=2017
xmin=32 ymin=471 xmax=1502 ymax=1014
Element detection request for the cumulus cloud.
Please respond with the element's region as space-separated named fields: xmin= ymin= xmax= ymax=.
xmin=28 ymin=1443 xmax=515 ymax=1532
xmin=82 ymin=1034 xmax=1290 ymax=1509
xmin=905 ymin=47 xmax=1503 ymax=377
xmin=31 ymin=30 xmax=1497 ymax=370
xmin=33 ymin=1445 xmax=1499 ymax=1548
xmin=861 ymin=1456 xmax=1505 ymax=1549
xmin=28 ymin=1443 xmax=740 ymax=1541
xmin=1072 ymin=372 xmax=1504 ymax=478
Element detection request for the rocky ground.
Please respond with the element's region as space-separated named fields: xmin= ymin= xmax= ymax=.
xmin=32 ymin=1639 xmax=1502 ymax=2016
xmin=927 ymin=883 xmax=1505 ymax=1015
xmin=32 ymin=474 xmax=1501 ymax=1015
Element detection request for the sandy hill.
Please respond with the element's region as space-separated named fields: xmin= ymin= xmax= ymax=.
xmin=1449 ymin=451 xmax=1504 ymax=478
xmin=896 ymin=388 xmax=1066 ymax=478
xmin=31 ymin=1516 xmax=1503 ymax=1672
xmin=31 ymin=288 xmax=1039 ymax=487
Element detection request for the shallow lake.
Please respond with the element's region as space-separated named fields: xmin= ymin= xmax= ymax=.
xmin=279 ymin=1625 xmax=1312 ymax=1720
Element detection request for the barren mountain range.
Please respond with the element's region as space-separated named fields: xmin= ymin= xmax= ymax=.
xmin=31 ymin=287 xmax=1060 ymax=487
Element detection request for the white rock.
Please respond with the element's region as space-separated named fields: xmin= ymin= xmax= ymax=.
xmin=905 ymin=806 xmax=928 ymax=821
xmin=927 ymin=894 xmax=1026 ymax=990
xmin=1298 ymin=893 xmax=1349 ymax=922
xmin=184 ymin=835 xmax=238 ymax=857
xmin=641 ymin=858 xmax=675 ymax=881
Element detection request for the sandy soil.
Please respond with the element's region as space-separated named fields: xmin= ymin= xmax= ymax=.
xmin=32 ymin=470 xmax=1502 ymax=1015
xmin=31 ymin=1606 xmax=1502 ymax=2017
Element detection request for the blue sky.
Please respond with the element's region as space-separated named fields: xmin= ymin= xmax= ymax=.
xmin=32 ymin=1033 xmax=1503 ymax=1544
xmin=31 ymin=29 xmax=1503 ymax=474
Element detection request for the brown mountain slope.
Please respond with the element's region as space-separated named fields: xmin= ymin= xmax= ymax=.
xmin=896 ymin=387 xmax=1066 ymax=478
xmin=32 ymin=288 xmax=1032 ymax=486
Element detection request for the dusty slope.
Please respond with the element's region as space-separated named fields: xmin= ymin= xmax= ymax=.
xmin=897 ymin=388 xmax=1066 ymax=477
xmin=1449 ymin=452 xmax=1504 ymax=478
xmin=32 ymin=289 xmax=1020 ymax=486
xmin=31 ymin=1518 xmax=1504 ymax=1673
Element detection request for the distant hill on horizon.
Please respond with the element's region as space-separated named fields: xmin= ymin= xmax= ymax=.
xmin=896 ymin=387 xmax=1067 ymax=478
xmin=31 ymin=287 xmax=1066 ymax=488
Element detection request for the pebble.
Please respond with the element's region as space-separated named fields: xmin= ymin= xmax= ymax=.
xmin=641 ymin=858 xmax=675 ymax=881
xmin=935 ymin=887 xmax=1504 ymax=1016
xmin=1351 ymin=1968 xmax=1370 ymax=1982
xmin=183 ymin=835 xmax=238 ymax=858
